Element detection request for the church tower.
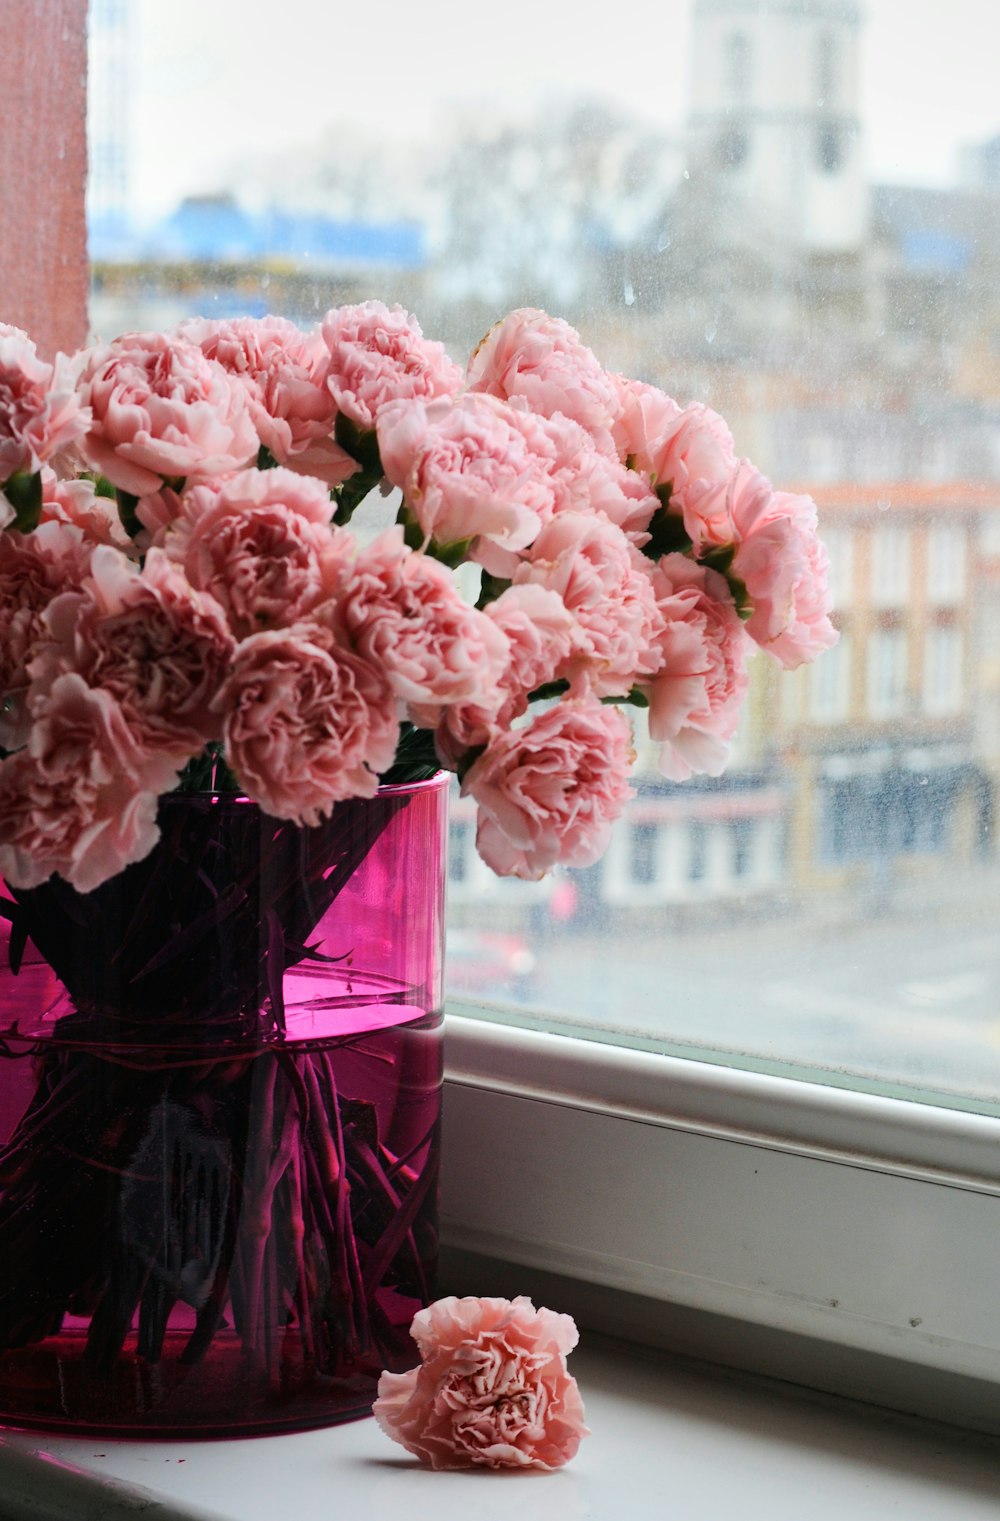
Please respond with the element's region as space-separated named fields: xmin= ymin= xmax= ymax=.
xmin=687 ymin=0 xmax=867 ymax=254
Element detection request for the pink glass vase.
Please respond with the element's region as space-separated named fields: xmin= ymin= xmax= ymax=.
xmin=0 ymin=772 xmax=448 ymax=1437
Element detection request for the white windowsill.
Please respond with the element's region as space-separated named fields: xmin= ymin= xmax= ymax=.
xmin=2 ymin=1336 xmax=999 ymax=1521
xmin=3 ymin=1011 xmax=1000 ymax=1516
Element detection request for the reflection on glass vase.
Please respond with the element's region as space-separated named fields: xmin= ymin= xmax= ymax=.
xmin=0 ymin=773 xmax=447 ymax=1437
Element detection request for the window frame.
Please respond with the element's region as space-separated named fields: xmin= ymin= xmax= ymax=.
xmin=441 ymin=1008 xmax=1000 ymax=1435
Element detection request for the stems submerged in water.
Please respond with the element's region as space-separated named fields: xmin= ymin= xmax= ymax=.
xmin=0 ymin=786 xmax=446 ymax=1432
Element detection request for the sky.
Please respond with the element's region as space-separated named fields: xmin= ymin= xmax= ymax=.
xmin=117 ymin=0 xmax=1000 ymax=219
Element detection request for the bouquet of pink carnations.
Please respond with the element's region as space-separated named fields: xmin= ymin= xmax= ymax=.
xmin=0 ymin=303 xmax=836 ymax=1428
xmin=0 ymin=302 xmax=835 ymax=895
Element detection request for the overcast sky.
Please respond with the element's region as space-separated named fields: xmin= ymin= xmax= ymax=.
xmin=121 ymin=0 xmax=1000 ymax=217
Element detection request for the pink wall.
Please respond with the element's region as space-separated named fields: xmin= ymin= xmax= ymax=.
xmin=0 ymin=0 xmax=89 ymax=358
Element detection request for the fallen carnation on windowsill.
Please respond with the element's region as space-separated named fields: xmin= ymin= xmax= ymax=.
xmin=373 ymin=1295 xmax=589 ymax=1470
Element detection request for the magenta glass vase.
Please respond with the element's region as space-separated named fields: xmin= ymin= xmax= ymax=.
xmin=0 ymin=773 xmax=447 ymax=1437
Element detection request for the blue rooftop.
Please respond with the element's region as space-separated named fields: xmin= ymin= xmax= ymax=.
xmin=90 ymin=198 xmax=426 ymax=270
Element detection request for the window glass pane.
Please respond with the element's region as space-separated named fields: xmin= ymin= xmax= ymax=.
xmin=87 ymin=0 xmax=1000 ymax=1111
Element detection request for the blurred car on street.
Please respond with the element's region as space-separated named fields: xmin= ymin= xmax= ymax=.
xmin=445 ymin=927 xmax=536 ymax=1005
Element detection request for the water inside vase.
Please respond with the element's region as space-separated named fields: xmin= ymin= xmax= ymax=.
xmin=0 ymin=979 xmax=442 ymax=1437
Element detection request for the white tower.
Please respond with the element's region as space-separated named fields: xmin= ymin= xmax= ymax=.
xmin=687 ymin=0 xmax=867 ymax=254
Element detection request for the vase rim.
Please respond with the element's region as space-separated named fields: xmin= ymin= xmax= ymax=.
xmin=169 ymin=770 xmax=452 ymax=806
xmin=376 ymin=769 xmax=451 ymax=798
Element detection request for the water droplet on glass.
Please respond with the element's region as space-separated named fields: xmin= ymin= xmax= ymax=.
xmin=683 ymin=169 xmax=691 ymax=181
xmin=705 ymin=321 xmax=717 ymax=344
xmin=624 ymin=281 xmax=635 ymax=307
xmin=657 ymin=231 xmax=672 ymax=252
xmin=261 ymin=273 xmax=271 ymax=289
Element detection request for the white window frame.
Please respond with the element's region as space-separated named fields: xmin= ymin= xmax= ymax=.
xmin=441 ymin=1010 xmax=1000 ymax=1437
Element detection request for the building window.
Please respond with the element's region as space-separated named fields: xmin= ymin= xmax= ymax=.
xmin=448 ymin=820 xmax=469 ymax=883
xmin=810 ymin=633 xmax=851 ymax=722
xmin=724 ymin=31 xmax=752 ymax=103
xmin=981 ymin=510 xmax=1000 ymax=556
xmin=730 ymin=818 xmax=754 ymax=879
xmin=688 ymin=823 xmax=708 ymax=883
xmin=717 ymin=125 xmax=749 ymax=172
xmin=870 ymin=526 xmax=911 ymax=608
xmin=867 ymin=627 xmax=908 ymax=718
xmin=923 ymin=623 xmax=963 ymax=715
xmin=817 ymin=31 xmax=838 ymax=103
xmin=822 ymin=527 xmax=853 ymax=610
xmin=926 ymin=523 xmax=966 ymax=604
xmin=818 ymin=766 xmax=957 ymax=865
xmin=816 ymin=122 xmax=844 ymax=174
xmin=628 ymin=822 xmax=659 ymax=886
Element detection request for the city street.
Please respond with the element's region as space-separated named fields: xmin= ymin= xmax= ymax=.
xmin=449 ymin=876 xmax=1000 ymax=1107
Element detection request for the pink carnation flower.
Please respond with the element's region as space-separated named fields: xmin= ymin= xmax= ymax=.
xmin=0 ymin=522 xmax=93 ymax=750
xmin=377 ymin=393 xmax=550 ymax=557
xmin=76 ymin=331 xmax=259 ymax=496
xmin=163 ymin=467 xmax=349 ymax=639
xmin=513 ymin=512 xmax=663 ymax=698
xmin=512 ymin=406 xmax=658 ymax=546
xmin=467 ymin=307 xmax=624 ymax=456
xmin=334 ymin=526 xmax=509 ymax=715
xmin=616 ymin=380 xmax=681 ymax=467
xmin=38 ymin=469 xmax=135 ymax=553
xmin=179 ymin=316 xmax=357 ymax=487
xmin=558 ymin=440 xmax=658 ymax=546
xmin=0 ymin=675 xmax=160 ymax=893
xmin=0 ymin=324 xmax=89 ymax=483
xmin=373 ymin=1296 xmax=588 ymax=1471
xmin=32 ymin=547 xmax=234 ymax=787
xmin=484 ymin=582 xmax=578 ymax=701
xmin=133 ymin=485 xmax=187 ymax=543
xmin=431 ymin=582 xmax=577 ymax=768
xmin=463 ymin=696 xmax=634 ymax=879
xmin=322 ymin=301 xmax=462 ymax=432
xmin=215 ymin=627 xmax=398 ymax=825
xmin=618 ymin=383 xmax=737 ymax=551
xmin=728 ymin=474 xmax=838 ymax=668
xmin=641 ymin=554 xmax=753 ymax=782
